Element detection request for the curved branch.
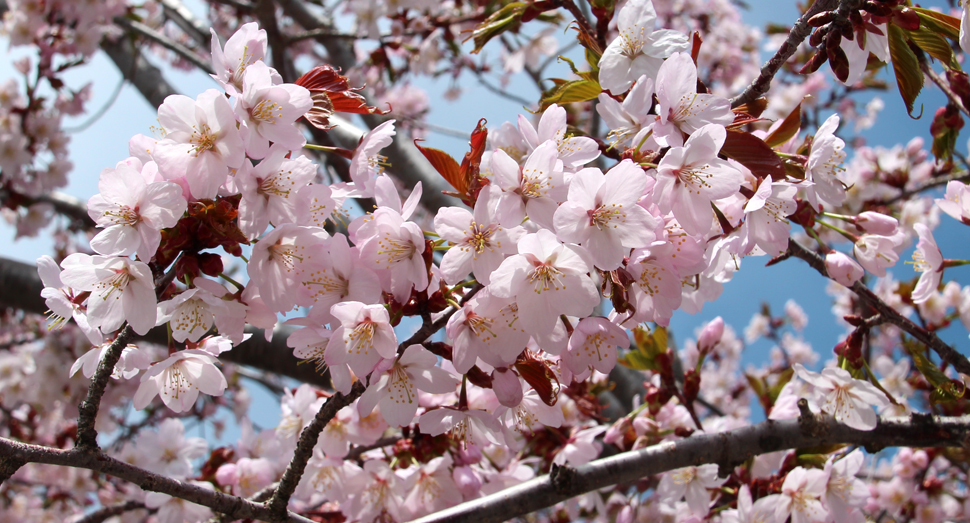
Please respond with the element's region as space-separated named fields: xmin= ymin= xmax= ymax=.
xmin=409 ymin=412 xmax=970 ymax=523
xmin=730 ymin=0 xmax=838 ymax=108
xmin=112 ymin=17 xmax=215 ymax=75
xmin=76 ymin=326 xmax=134 ymax=449
xmin=785 ymin=239 xmax=970 ymax=375
xmin=0 ymin=437 xmax=315 ymax=523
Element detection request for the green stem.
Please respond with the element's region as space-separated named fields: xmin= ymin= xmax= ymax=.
xmin=816 ymin=220 xmax=859 ymax=243
xmin=219 ymin=273 xmax=245 ymax=290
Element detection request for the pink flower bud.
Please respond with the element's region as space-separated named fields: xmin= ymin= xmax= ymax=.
xmin=697 ymin=316 xmax=724 ymax=354
xmin=453 ymin=465 xmax=482 ymax=499
xmin=854 ymin=211 xmax=898 ymax=235
xmin=825 ymin=250 xmax=864 ymax=287
xmin=491 ymin=368 xmax=524 ymax=408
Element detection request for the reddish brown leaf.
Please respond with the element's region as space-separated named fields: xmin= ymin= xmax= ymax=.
xmin=764 ymin=100 xmax=803 ymax=148
xmin=733 ymin=98 xmax=768 ymax=118
xmin=413 ymin=142 xmax=463 ymax=193
xmin=690 ymin=32 xmax=703 ymax=65
xmin=515 ymin=357 xmax=560 ymax=406
xmin=459 ymin=118 xmax=490 ymax=205
xmin=295 ymin=65 xmax=388 ymax=129
xmin=720 ymin=130 xmax=786 ymax=180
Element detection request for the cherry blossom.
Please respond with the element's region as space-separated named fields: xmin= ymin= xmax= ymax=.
xmin=434 ymin=186 xmax=519 ymax=285
xmin=488 ymin=229 xmax=599 ymax=337
xmin=247 ymin=223 xmax=329 ymax=312
xmin=653 ymin=124 xmax=743 ymax=235
xmin=133 ymin=349 xmax=229 ymax=413
xmin=418 ymin=408 xmax=505 ymax=448
xmin=153 ymin=89 xmax=245 ymax=200
xmin=910 ymin=223 xmax=944 ymax=304
xmin=87 ymin=160 xmax=185 ymax=260
xmin=401 ymin=455 xmax=463 ymax=517
xmin=236 ymin=144 xmax=317 ymax=239
xmin=794 ymin=363 xmax=890 ymax=430
xmin=325 ymin=301 xmax=398 ymax=392
xmin=563 ymin=317 xmax=628 ymax=379
xmin=652 ymin=53 xmax=735 ymax=148
xmin=597 ymin=0 xmax=689 ymax=94
xmin=58 ymin=253 xmax=157 ymax=335
xmin=553 ymin=160 xmax=659 ymax=270
xmin=346 ymin=120 xmax=395 ymax=197
xmin=358 ymin=344 xmax=458 ymax=427
xmin=935 ymin=180 xmax=970 ymax=225
xmin=70 ymin=340 xmax=151 ymax=380
xmin=657 ymin=464 xmax=727 ymax=515
xmin=37 ymin=255 xmax=101 ymax=344
xmin=741 ymin=178 xmax=797 ymax=256
xmin=765 ymin=466 xmax=830 ymax=523
xmin=445 ymin=290 xmax=531 ymax=373
xmin=823 ymin=450 xmax=870 ymax=523
xmin=235 ymin=61 xmax=312 ymax=159
xmin=804 ymin=114 xmax=847 ymax=212
xmin=135 ymin=418 xmax=208 ymax=478
xmin=490 ymin=141 xmax=566 ymax=229
xmin=353 ymin=205 xmax=429 ymax=303
xmin=210 ymin=22 xmax=268 ymax=95
xmin=853 ymin=232 xmax=901 ymax=277
xmin=302 ymin=233 xmax=382 ymax=325
xmin=517 ymin=104 xmax=600 ymax=170
xmin=597 ymin=75 xmax=655 ymax=148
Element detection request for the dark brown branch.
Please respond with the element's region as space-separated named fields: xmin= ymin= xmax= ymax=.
xmin=255 ymin=0 xmax=297 ymax=83
xmin=730 ymin=0 xmax=839 ymax=108
xmin=0 ymin=437 xmax=315 ymax=523
xmin=881 ymin=170 xmax=970 ymax=206
xmin=76 ymin=326 xmax=134 ymax=450
xmin=265 ymin=380 xmax=367 ymax=520
xmin=785 ymin=239 xmax=970 ymax=375
xmin=409 ymin=412 xmax=970 ymax=523
xmin=917 ymin=50 xmax=970 ymax=119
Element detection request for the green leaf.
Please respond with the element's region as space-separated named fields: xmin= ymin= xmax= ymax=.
xmin=540 ymin=79 xmax=602 ymax=108
xmin=912 ymin=7 xmax=961 ymax=40
xmin=466 ymin=3 xmax=527 ymax=55
xmin=906 ymin=28 xmax=959 ymax=69
xmin=887 ymin=24 xmax=924 ymax=118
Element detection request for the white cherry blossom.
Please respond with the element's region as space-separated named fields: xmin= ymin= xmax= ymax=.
xmin=597 ymin=0 xmax=689 ymax=94
xmin=794 ymin=363 xmax=890 ymax=430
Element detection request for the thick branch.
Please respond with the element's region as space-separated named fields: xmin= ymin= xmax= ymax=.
xmin=76 ymin=326 xmax=134 ymax=449
xmin=0 ymin=438 xmax=314 ymax=523
xmin=785 ymin=239 xmax=970 ymax=375
xmin=265 ymin=381 xmax=366 ymax=519
xmin=730 ymin=0 xmax=838 ymax=108
xmin=112 ymin=17 xmax=215 ymax=75
xmin=409 ymin=412 xmax=970 ymax=523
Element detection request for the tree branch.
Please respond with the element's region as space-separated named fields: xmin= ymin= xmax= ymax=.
xmin=0 ymin=437 xmax=315 ymax=523
xmin=112 ymin=17 xmax=215 ymax=75
xmin=265 ymin=381 xmax=367 ymax=519
xmin=730 ymin=0 xmax=839 ymax=108
xmin=409 ymin=412 xmax=970 ymax=523
xmin=785 ymin=239 xmax=970 ymax=375
xmin=76 ymin=325 xmax=134 ymax=450
xmin=74 ymin=501 xmax=148 ymax=523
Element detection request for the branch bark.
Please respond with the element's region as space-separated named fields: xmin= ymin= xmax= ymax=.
xmin=75 ymin=325 xmax=134 ymax=449
xmin=730 ymin=0 xmax=838 ymax=108
xmin=409 ymin=412 xmax=970 ymax=523
xmin=0 ymin=437 xmax=315 ymax=523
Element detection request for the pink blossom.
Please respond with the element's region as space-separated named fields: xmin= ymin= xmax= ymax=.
xmin=445 ymin=290 xmax=531 ymax=373
xmin=354 ymin=206 xmax=429 ymax=303
xmin=37 ymin=255 xmax=101 ymax=344
xmin=563 ymin=317 xmax=627 ymax=378
xmin=236 ymin=144 xmax=317 ymax=239
xmin=358 ymin=344 xmax=458 ymax=426
xmin=597 ymin=0 xmax=689 ymax=94
xmin=302 ymin=233 xmax=382 ymax=325
xmin=654 ymin=124 xmax=742 ymax=235
xmin=135 ymin=418 xmax=208 ymax=478
xmin=325 ymin=302 xmax=398 ymax=392
xmin=652 ymin=53 xmax=734 ymax=148
xmin=210 ymin=22 xmax=268 ymax=95
xmin=824 ymin=450 xmax=870 ymax=523
xmin=488 ymin=229 xmax=599 ymax=337
xmin=87 ymin=160 xmax=185 ymax=261
xmin=145 ymin=482 xmax=214 ymax=523
xmin=553 ymin=160 xmax=659 ymax=270
xmin=401 ymin=455 xmax=463 ymax=518
xmin=794 ymin=363 xmax=890 ymax=431
xmin=741 ymin=178 xmax=797 ymax=256
xmin=236 ymin=61 xmax=312 ymax=159
xmin=825 ymin=250 xmax=864 ymax=287
xmin=59 ymin=254 xmax=157 ymax=335
xmin=839 ymin=21 xmax=889 ymax=86
xmin=419 ymin=408 xmax=505 ymax=448
xmin=70 ymin=341 xmax=151 ymax=380
xmin=854 ymin=211 xmax=898 ymax=235
xmin=766 ymin=466 xmax=830 ymax=523
xmin=853 ymin=233 xmax=902 ymax=277
xmin=597 ymin=75 xmax=656 ymax=148
xmin=347 ymin=120 xmax=396 ymax=197
xmin=154 ymin=89 xmax=245 ymax=199
xmin=910 ymin=223 xmax=943 ymax=304
xmin=157 ymin=286 xmax=230 ymax=343
xmin=625 ymin=249 xmax=683 ymax=326
xmin=247 ymin=223 xmax=329 ymax=313
xmin=215 ymin=457 xmax=275 ymax=498
xmin=935 ymin=180 xmax=970 ymax=225
xmin=133 ymin=349 xmax=228 ymax=413
xmin=552 ymin=425 xmax=607 ymax=466
xmin=490 ymin=141 xmax=566 ymax=229
xmin=434 ymin=186 xmax=520 ymax=285
xmin=804 ymin=115 xmax=847 ymax=212
xmin=518 ymin=104 xmax=600 ymax=169
xmin=657 ymin=464 xmax=727 ymax=515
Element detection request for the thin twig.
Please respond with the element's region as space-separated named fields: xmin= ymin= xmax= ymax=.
xmin=74 ymin=501 xmax=148 ymax=523
xmin=113 ymin=17 xmax=215 ymax=75
xmin=785 ymin=239 xmax=970 ymax=375
xmin=264 ymin=381 xmax=367 ymax=519
xmin=880 ymin=170 xmax=970 ymax=205
xmin=730 ymin=0 xmax=839 ymax=108
xmin=76 ymin=326 xmax=134 ymax=450
xmin=918 ymin=51 xmax=970 ymax=119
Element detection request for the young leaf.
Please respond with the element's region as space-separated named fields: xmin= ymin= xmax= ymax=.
xmin=912 ymin=7 xmax=961 ymax=40
xmin=720 ymin=130 xmax=786 ymax=180
xmin=887 ymin=24 xmax=924 ymax=117
xmin=764 ymin=100 xmax=804 ymax=148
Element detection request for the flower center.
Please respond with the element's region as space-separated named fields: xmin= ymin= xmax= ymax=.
xmin=348 ymin=320 xmax=377 ymax=355
xmin=251 ymin=99 xmax=282 ymax=124
xmin=528 ymin=263 xmax=564 ymax=293
xmin=190 ymin=123 xmax=217 ymax=156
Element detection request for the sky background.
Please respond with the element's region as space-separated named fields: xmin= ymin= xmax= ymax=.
xmin=1 ymin=0 xmax=967 ymax=442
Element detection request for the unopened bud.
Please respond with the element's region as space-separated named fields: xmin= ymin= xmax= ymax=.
xmin=854 ymin=211 xmax=898 ymax=235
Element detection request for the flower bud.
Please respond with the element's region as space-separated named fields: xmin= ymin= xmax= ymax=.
xmin=697 ymin=316 xmax=724 ymax=354
xmin=825 ymin=250 xmax=864 ymax=287
xmin=491 ymin=368 xmax=524 ymax=408
xmin=854 ymin=211 xmax=898 ymax=235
